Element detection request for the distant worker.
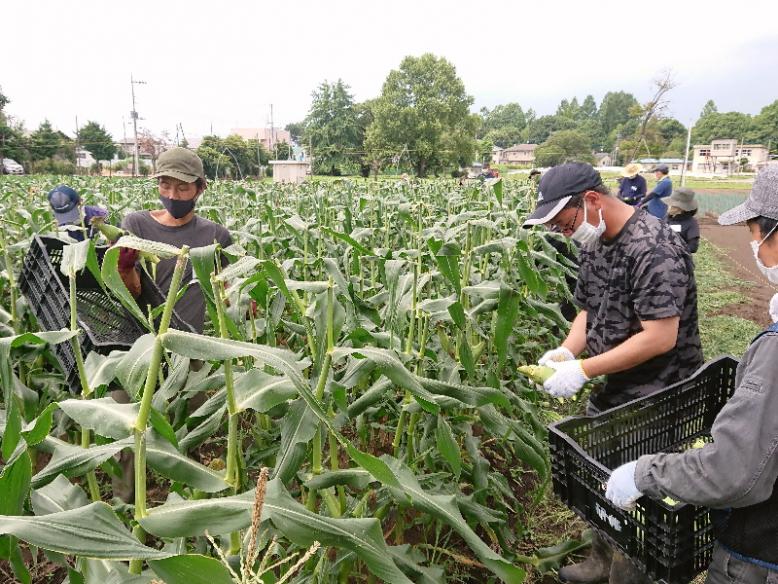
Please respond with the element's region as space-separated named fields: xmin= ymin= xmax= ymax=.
xmin=529 ymin=169 xmax=542 ymax=185
xmin=47 ymin=185 xmax=108 ymax=241
xmin=617 ymin=163 xmax=647 ymax=206
xmin=666 ymin=188 xmax=700 ymax=253
xmin=640 ymin=164 xmax=672 ymax=219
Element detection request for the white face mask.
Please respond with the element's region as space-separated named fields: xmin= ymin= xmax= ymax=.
xmin=571 ymin=201 xmax=606 ymax=248
xmin=750 ymin=223 xmax=778 ymax=284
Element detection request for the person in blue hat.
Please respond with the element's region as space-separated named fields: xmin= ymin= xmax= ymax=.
xmin=47 ymin=185 xmax=108 ymax=241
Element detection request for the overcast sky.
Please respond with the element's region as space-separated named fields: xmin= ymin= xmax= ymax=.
xmin=3 ymin=0 xmax=778 ymax=143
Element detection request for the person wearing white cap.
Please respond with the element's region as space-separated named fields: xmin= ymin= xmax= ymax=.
xmin=606 ymin=166 xmax=778 ymax=583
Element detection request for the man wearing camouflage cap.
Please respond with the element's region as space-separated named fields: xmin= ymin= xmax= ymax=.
xmin=120 ymin=147 xmax=232 ymax=334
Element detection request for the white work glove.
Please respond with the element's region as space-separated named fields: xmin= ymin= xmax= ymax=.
xmin=542 ymin=359 xmax=589 ymax=398
xmin=605 ymin=461 xmax=643 ymax=510
xmin=538 ymin=346 xmax=575 ymax=367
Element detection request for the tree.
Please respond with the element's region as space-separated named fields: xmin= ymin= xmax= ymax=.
xmin=29 ymin=120 xmax=62 ymax=161
xmin=484 ymin=126 xmax=524 ymax=149
xmin=700 ymin=100 xmax=718 ymax=119
xmin=752 ymin=100 xmax=778 ymax=150
xmin=273 ymin=141 xmax=293 ymax=160
xmin=137 ymin=129 xmax=166 ymax=172
xmin=285 ymin=122 xmax=305 ymax=142
xmin=480 ymin=103 xmax=526 ymax=136
xmin=598 ymin=91 xmax=639 ymax=142
xmin=580 ymin=95 xmax=598 ymax=120
xmin=304 ymin=79 xmax=361 ymax=175
xmin=365 ymin=54 xmax=477 ymax=177
xmin=78 ymin=121 xmax=116 ymax=168
xmin=692 ymin=111 xmax=754 ymax=144
xmin=524 ymin=115 xmax=575 ymax=144
xmin=534 ymin=130 xmax=594 ymax=167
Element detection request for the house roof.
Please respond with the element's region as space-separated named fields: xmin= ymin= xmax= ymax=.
xmin=693 ymin=143 xmax=766 ymax=149
xmin=503 ymin=143 xmax=537 ymax=152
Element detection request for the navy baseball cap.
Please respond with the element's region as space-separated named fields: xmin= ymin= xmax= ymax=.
xmin=47 ymin=185 xmax=81 ymax=225
xmin=523 ymin=162 xmax=603 ymax=227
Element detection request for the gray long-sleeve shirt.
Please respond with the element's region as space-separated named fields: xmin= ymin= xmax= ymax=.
xmin=635 ymin=333 xmax=778 ymax=509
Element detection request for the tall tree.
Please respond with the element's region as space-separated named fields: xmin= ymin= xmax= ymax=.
xmin=284 ymin=122 xmax=305 ymax=142
xmin=598 ymin=91 xmax=639 ymax=141
xmin=78 ymin=121 xmax=116 ymax=166
xmin=366 ymin=54 xmax=477 ymax=177
xmin=304 ymin=79 xmax=360 ymax=175
xmin=29 ymin=120 xmax=62 ymax=161
xmin=752 ymin=100 xmax=778 ymax=150
xmin=699 ymin=100 xmax=718 ymax=119
xmin=692 ymin=112 xmax=754 ymax=144
xmin=534 ymin=130 xmax=594 ymax=167
xmin=580 ymin=95 xmax=598 ymax=120
xmin=524 ymin=115 xmax=575 ymax=145
xmin=480 ymin=103 xmax=526 ymax=135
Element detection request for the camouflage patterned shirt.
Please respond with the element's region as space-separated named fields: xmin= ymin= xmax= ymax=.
xmin=574 ymin=209 xmax=704 ymax=410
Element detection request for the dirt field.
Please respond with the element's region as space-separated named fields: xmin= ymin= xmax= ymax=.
xmin=700 ymin=217 xmax=778 ymax=327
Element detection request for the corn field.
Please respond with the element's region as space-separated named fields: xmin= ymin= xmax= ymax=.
xmin=0 ymin=175 xmax=579 ymax=584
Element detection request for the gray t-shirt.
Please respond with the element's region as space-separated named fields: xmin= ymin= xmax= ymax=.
xmin=574 ymin=209 xmax=704 ymax=409
xmin=122 ymin=211 xmax=232 ymax=333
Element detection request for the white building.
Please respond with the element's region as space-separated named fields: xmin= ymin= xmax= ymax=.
xmin=692 ymin=139 xmax=769 ymax=174
xmin=270 ymin=160 xmax=310 ymax=183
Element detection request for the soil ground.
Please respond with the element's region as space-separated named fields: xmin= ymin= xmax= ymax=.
xmin=699 ymin=216 xmax=777 ymax=327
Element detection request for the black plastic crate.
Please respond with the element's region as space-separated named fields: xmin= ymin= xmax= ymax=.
xmin=548 ymin=356 xmax=739 ymax=584
xmin=19 ymin=235 xmax=192 ymax=392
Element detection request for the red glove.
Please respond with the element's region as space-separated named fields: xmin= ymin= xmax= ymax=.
xmin=118 ymin=248 xmax=139 ymax=271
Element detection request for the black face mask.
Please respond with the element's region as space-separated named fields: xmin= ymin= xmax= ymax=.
xmin=159 ymin=195 xmax=196 ymax=219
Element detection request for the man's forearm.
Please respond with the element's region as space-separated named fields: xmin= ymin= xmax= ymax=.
xmin=119 ymin=268 xmax=141 ymax=297
xmin=581 ymin=320 xmax=678 ymax=378
xmin=562 ymin=311 xmax=587 ymax=356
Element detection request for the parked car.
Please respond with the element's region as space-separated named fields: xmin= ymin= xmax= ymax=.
xmin=2 ymin=158 xmax=24 ymax=174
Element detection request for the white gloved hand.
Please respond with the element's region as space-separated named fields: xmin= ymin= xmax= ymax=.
xmin=538 ymin=346 xmax=575 ymax=367
xmin=542 ymin=359 xmax=589 ymax=398
xmin=605 ymin=461 xmax=643 ymax=510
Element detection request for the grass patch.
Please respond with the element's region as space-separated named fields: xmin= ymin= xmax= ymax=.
xmin=695 ymin=240 xmax=762 ymax=358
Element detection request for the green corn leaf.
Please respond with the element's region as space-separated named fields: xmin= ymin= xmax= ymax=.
xmin=31 ymin=475 xmax=89 ymax=515
xmin=58 ymin=397 xmax=138 ymax=440
xmin=149 ymin=554 xmax=234 ymax=584
xmin=115 ymin=334 xmax=156 ymax=401
xmin=160 ymin=330 xmax=401 ymax=488
xmin=0 ymin=502 xmax=171 ymax=560
xmin=273 ymin=398 xmax=319 ymax=483
xmin=145 ymin=432 xmax=228 ymax=493
xmin=495 ymin=284 xmax=520 ymax=372
xmin=32 ymin=437 xmax=134 ymax=488
xmin=435 ymin=416 xmax=461 ymax=479
xmin=0 ymin=452 xmax=31 ymax=515
xmin=383 ymin=456 xmax=525 ymax=584
xmin=264 ymin=479 xmax=414 ymax=584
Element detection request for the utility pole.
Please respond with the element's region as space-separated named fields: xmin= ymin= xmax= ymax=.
xmin=74 ymin=116 xmax=80 ymax=176
xmin=680 ymin=121 xmax=693 ymax=187
xmin=130 ymin=74 xmax=147 ymax=177
xmin=270 ymin=104 xmax=275 ymax=154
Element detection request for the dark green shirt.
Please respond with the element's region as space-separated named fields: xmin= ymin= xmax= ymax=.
xmin=122 ymin=211 xmax=232 ymax=333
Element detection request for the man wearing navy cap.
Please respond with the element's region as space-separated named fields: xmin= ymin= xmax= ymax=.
xmin=639 ymin=163 xmax=673 ymax=219
xmin=523 ymin=162 xmax=703 ymax=583
xmin=47 ymin=185 xmax=108 ymax=241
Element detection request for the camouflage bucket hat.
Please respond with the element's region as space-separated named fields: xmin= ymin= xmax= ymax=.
xmin=152 ymin=147 xmax=205 ymax=183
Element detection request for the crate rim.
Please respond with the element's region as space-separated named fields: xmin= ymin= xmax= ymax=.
xmin=548 ymin=354 xmax=739 ymax=479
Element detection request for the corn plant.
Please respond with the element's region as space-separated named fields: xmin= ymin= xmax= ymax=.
xmin=0 ymin=175 xmax=577 ymax=583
